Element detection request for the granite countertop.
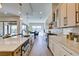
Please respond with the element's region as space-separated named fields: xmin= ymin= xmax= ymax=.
xmin=0 ymin=36 xmax=29 ymax=52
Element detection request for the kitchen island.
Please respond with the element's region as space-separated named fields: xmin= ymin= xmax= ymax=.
xmin=0 ymin=36 xmax=30 ymax=56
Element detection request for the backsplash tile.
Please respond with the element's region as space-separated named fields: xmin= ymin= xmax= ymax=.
xmin=62 ymin=28 xmax=73 ymax=35
xmin=48 ymin=26 xmax=79 ymax=35
xmin=62 ymin=26 xmax=79 ymax=35
xmin=48 ymin=28 xmax=63 ymax=34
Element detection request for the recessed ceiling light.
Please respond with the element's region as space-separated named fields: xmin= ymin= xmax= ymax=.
xmin=0 ymin=3 xmax=2 ymax=8
xmin=40 ymin=12 xmax=42 ymax=14
xmin=20 ymin=17 xmax=23 ymax=20
xmin=18 ymin=11 xmax=21 ymax=15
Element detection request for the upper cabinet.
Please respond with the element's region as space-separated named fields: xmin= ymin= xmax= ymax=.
xmin=52 ymin=4 xmax=61 ymax=28
xmin=67 ymin=3 xmax=76 ymax=27
xmin=75 ymin=4 xmax=79 ymax=25
xmin=55 ymin=5 xmax=61 ymax=28
xmin=53 ymin=3 xmax=79 ymax=28
xmin=60 ymin=4 xmax=67 ymax=27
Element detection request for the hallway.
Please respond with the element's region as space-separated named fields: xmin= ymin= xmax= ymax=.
xmin=29 ymin=34 xmax=52 ymax=56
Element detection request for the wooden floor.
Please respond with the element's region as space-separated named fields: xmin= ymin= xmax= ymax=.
xmin=29 ymin=34 xmax=52 ymax=56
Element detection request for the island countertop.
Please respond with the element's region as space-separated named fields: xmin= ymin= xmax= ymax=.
xmin=0 ymin=36 xmax=29 ymax=52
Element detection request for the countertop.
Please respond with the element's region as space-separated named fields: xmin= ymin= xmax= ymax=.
xmin=47 ymin=33 xmax=57 ymax=35
xmin=49 ymin=35 xmax=79 ymax=55
xmin=0 ymin=36 xmax=29 ymax=52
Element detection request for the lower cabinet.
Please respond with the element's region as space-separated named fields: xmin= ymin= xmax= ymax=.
xmin=49 ymin=36 xmax=78 ymax=56
xmin=62 ymin=49 xmax=72 ymax=56
xmin=13 ymin=46 xmax=21 ymax=56
xmin=53 ymin=43 xmax=72 ymax=56
xmin=53 ymin=43 xmax=61 ymax=56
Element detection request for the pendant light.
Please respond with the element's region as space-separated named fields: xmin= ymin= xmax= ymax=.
xmin=19 ymin=3 xmax=22 ymax=15
xmin=19 ymin=3 xmax=23 ymax=20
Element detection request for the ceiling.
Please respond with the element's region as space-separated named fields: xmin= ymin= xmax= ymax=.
xmin=0 ymin=3 xmax=58 ymax=21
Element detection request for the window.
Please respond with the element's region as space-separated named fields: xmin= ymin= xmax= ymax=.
xmin=32 ymin=26 xmax=41 ymax=32
xmin=0 ymin=22 xmax=3 ymax=36
xmin=4 ymin=22 xmax=8 ymax=35
xmin=0 ymin=21 xmax=17 ymax=36
xmin=11 ymin=25 xmax=17 ymax=35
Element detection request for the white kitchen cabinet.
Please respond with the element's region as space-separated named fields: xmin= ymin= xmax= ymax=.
xmin=49 ymin=38 xmax=52 ymax=52
xmin=49 ymin=36 xmax=79 ymax=56
xmin=53 ymin=42 xmax=64 ymax=56
xmin=67 ymin=3 xmax=76 ymax=26
xmin=60 ymin=4 xmax=67 ymax=27
xmin=53 ymin=41 xmax=71 ymax=56
xmin=52 ymin=3 xmax=79 ymax=28
xmin=57 ymin=3 xmax=78 ymax=27
xmin=54 ymin=4 xmax=67 ymax=28
xmin=49 ymin=36 xmax=54 ymax=53
xmin=56 ymin=5 xmax=61 ymax=28
xmin=75 ymin=4 xmax=79 ymax=25
xmin=53 ymin=43 xmax=60 ymax=56
xmin=60 ymin=3 xmax=75 ymax=27
xmin=61 ymin=47 xmax=72 ymax=56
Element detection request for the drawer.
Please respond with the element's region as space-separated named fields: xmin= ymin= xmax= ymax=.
xmin=62 ymin=49 xmax=72 ymax=56
xmin=61 ymin=45 xmax=79 ymax=56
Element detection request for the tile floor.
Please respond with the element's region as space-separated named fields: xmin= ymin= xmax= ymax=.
xmin=29 ymin=35 xmax=52 ymax=56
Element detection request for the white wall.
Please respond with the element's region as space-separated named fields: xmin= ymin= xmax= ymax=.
xmin=20 ymin=16 xmax=29 ymax=25
xmin=28 ymin=19 xmax=45 ymax=24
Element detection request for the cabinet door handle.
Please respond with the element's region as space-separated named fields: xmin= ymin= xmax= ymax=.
xmin=76 ymin=11 xmax=79 ymax=23
xmin=64 ymin=17 xmax=67 ymax=26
